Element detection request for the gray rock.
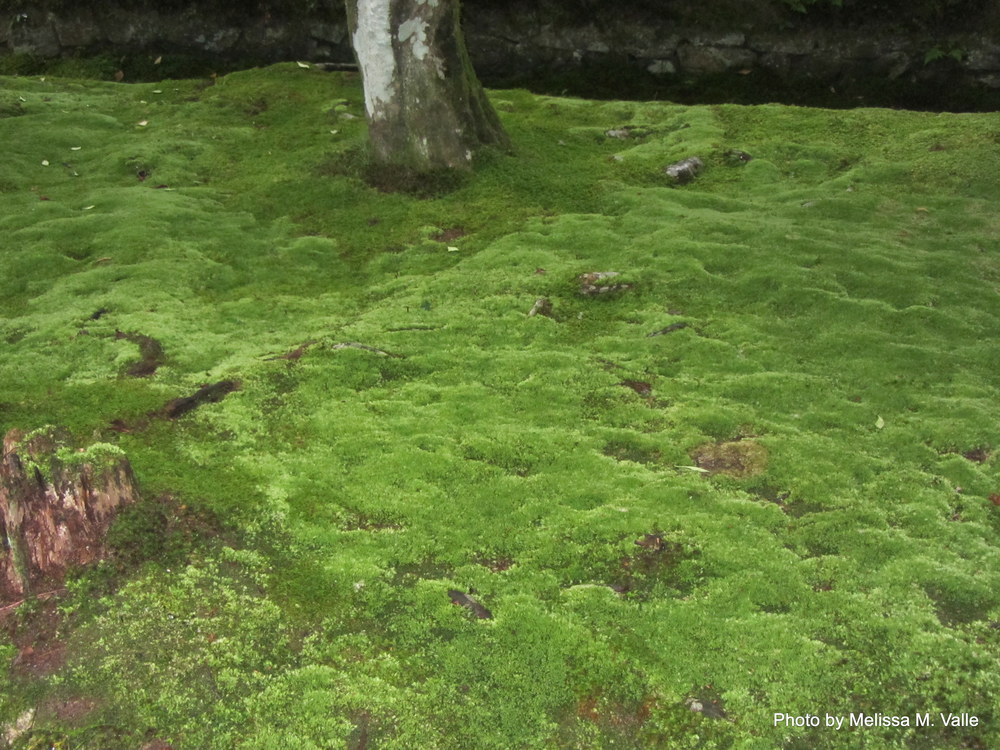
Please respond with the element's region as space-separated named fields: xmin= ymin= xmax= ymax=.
xmin=578 ymin=271 xmax=632 ymax=296
xmin=750 ymin=34 xmax=816 ymax=56
xmin=966 ymin=45 xmax=1000 ymax=71
xmin=646 ymin=59 xmax=676 ymax=75
xmin=677 ymin=44 xmax=756 ymax=74
xmin=9 ymin=13 xmax=61 ymax=57
xmin=665 ymin=156 xmax=704 ymax=184
xmin=528 ymin=297 xmax=554 ymax=317
xmin=879 ymin=51 xmax=911 ymax=80
xmin=52 ymin=9 xmax=100 ymax=49
xmin=758 ymin=51 xmax=791 ymax=76
xmin=975 ymin=73 xmax=1000 ymax=88
xmin=311 ymin=21 xmax=347 ymax=46
xmin=688 ymin=32 xmax=746 ymax=48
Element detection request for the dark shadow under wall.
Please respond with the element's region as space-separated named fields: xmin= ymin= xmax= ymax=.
xmin=2 ymin=0 xmax=1000 ymax=111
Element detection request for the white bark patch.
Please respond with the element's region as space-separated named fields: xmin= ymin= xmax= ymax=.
xmin=398 ymin=16 xmax=430 ymax=60
xmin=353 ymin=0 xmax=396 ymax=119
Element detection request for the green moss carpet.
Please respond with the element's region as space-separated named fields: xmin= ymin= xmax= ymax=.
xmin=1 ymin=64 xmax=998 ymax=748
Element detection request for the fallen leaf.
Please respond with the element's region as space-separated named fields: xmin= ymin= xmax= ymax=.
xmin=41 ymin=160 xmax=49 ymax=166
xmin=297 ymin=61 xmax=311 ymax=68
xmin=154 ymin=55 xmax=162 ymax=64
xmin=70 ymin=146 xmax=81 ymax=151
xmin=447 ymin=246 xmax=459 ymax=252
xmin=875 ymin=416 xmax=885 ymax=430
xmin=137 ymin=120 xmax=148 ymax=127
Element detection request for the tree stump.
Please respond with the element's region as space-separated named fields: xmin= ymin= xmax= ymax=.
xmin=1 ymin=428 xmax=138 ymax=604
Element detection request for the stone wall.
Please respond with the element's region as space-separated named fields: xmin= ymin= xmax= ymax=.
xmin=0 ymin=5 xmax=352 ymax=62
xmin=2 ymin=1 xmax=999 ymax=107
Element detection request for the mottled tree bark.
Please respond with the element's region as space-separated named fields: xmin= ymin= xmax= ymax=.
xmin=1 ymin=428 xmax=138 ymax=604
xmin=345 ymin=0 xmax=510 ymax=172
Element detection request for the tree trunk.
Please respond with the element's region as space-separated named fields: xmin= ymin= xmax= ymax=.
xmin=345 ymin=0 xmax=510 ymax=173
xmin=1 ymin=428 xmax=138 ymax=604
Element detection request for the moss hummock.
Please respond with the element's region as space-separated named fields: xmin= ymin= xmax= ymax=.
xmin=1 ymin=63 xmax=998 ymax=748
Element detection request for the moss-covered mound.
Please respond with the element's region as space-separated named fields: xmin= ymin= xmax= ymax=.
xmin=1 ymin=64 xmax=998 ymax=749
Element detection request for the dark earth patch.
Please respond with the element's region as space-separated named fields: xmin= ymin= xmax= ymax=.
xmin=607 ymin=532 xmax=701 ymax=600
xmin=115 ymin=330 xmax=165 ymax=377
xmin=617 ymin=379 xmax=652 ymax=396
xmin=691 ymin=440 xmax=767 ymax=478
xmin=431 ymin=226 xmax=467 ymax=242
xmin=161 ymin=380 xmax=240 ymax=419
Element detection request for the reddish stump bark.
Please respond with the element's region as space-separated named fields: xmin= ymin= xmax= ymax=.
xmin=1 ymin=427 xmax=139 ymax=604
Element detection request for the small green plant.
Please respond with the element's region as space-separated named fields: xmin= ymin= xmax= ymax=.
xmin=924 ymin=44 xmax=966 ymax=64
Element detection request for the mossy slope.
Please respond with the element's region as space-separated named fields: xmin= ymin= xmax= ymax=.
xmin=1 ymin=64 xmax=999 ymax=749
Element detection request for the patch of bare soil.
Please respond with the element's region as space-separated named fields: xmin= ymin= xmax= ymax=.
xmin=40 ymin=696 xmax=98 ymax=723
xmin=431 ymin=226 xmax=467 ymax=242
xmin=691 ymin=440 xmax=767 ymax=478
xmin=109 ymin=379 xmax=241 ymax=432
xmin=115 ymin=330 xmax=166 ymax=377
xmin=2 ymin=599 xmax=66 ymax=678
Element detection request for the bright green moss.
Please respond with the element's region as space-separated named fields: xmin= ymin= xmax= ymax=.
xmin=1 ymin=65 xmax=999 ymax=749
xmin=55 ymin=441 xmax=126 ymax=469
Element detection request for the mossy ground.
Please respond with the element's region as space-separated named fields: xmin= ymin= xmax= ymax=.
xmin=1 ymin=63 xmax=999 ymax=749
